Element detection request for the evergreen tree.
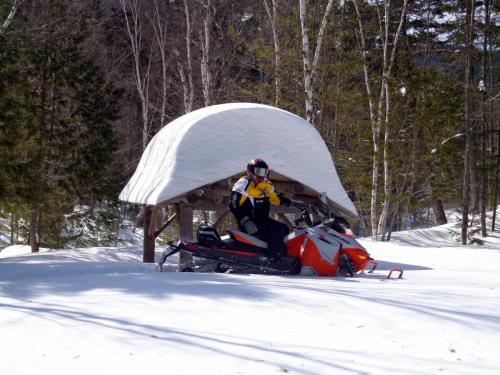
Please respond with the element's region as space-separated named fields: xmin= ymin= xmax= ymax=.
xmin=0 ymin=1 xmax=122 ymax=250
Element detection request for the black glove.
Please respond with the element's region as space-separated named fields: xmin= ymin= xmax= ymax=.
xmin=334 ymin=216 xmax=350 ymax=228
xmin=290 ymin=199 xmax=307 ymax=210
xmin=240 ymin=216 xmax=258 ymax=235
xmin=278 ymin=194 xmax=291 ymax=207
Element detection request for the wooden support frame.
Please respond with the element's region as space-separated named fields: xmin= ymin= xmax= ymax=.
xmin=143 ymin=205 xmax=179 ymax=263
xmin=143 ymin=206 xmax=155 ymax=263
xmin=140 ymin=175 xmax=358 ymax=264
xmin=176 ymin=203 xmax=194 ymax=266
xmin=155 ymin=212 xmax=177 ymax=238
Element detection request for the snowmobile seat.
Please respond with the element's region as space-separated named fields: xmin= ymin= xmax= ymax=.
xmin=197 ymin=223 xmax=226 ymax=248
xmin=227 ymin=228 xmax=268 ymax=249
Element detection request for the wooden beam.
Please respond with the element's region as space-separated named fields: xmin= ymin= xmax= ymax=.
xmin=154 ymin=212 xmax=177 ymax=238
xmin=178 ymin=201 xmax=230 ymax=211
xmin=272 ymin=181 xmax=305 ymax=194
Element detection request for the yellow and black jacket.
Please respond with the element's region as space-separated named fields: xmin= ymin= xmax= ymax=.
xmin=229 ymin=176 xmax=290 ymax=226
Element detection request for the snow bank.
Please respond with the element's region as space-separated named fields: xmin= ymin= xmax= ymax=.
xmin=0 ymin=245 xmax=41 ymax=258
xmin=119 ymin=103 xmax=357 ymax=218
xmin=1 ymin=222 xmax=500 ymax=374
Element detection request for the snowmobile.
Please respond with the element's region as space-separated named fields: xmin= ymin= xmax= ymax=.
xmin=157 ymin=207 xmax=377 ymax=277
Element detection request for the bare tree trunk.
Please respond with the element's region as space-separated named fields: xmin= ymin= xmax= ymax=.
xmin=378 ymin=0 xmax=407 ymax=239
xmin=15 ymin=214 xmax=19 ymax=243
xmin=386 ymin=200 xmax=400 ymax=241
xmin=10 ymin=213 xmax=15 ymax=245
xmin=462 ymin=0 xmax=475 ymax=245
xmin=352 ymin=0 xmax=407 ymax=238
xmin=263 ymin=0 xmax=281 ymax=106
xmin=487 ymin=0 xmax=498 ymax=231
xmin=0 ymin=0 xmax=22 ymax=35
xmin=151 ymin=0 xmax=169 ymax=128
xmin=376 ymin=0 xmax=391 ymax=239
xmin=352 ymin=0 xmax=378 ymax=237
xmin=299 ymin=0 xmax=335 ymax=125
xmin=29 ymin=208 xmax=41 ymax=253
xmin=378 ymin=81 xmax=391 ymax=239
xmin=200 ymin=0 xmax=212 ymax=106
xmin=120 ymin=0 xmax=153 ymax=149
xmin=492 ymin=127 xmax=499 ymax=231
xmin=432 ymin=199 xmax=447 ymax=225
xmin=479 ymin=0 xmax=491 ymax=237
xmin=492 ymin=85 xmax=499 ymax=231
xmin=479 ymin=82 xmax=487 ymax=233
xmin=176 ymin=0 xmax=194 ymax=114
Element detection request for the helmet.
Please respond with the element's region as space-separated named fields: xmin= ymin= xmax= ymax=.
xmin=247 ymin=158 xmax=269 ymax=180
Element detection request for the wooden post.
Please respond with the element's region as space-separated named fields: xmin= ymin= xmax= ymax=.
xmin=176 ymin=203 xmax=193 ymax=266
xmin=148 ymin=206 xmax=159 ymax=237
xmin=143 ymin=206 xmax=155 ymax=263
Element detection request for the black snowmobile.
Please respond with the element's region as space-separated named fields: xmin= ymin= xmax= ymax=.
xmin=157 ymin=222 xmax=302 ymax=275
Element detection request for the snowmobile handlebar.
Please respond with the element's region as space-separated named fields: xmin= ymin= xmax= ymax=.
xmin=294 ymin=207 xmax=313 ymax=227
xmin=293 ymin=205 xmax=350 ymax=233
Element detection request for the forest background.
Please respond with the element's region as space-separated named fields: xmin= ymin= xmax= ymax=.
xmin=0 ymin=0 xmax=498 ymax=254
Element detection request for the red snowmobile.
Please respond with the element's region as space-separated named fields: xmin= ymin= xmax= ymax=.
xmin=158 ymin=207 xmax=377 ymax=277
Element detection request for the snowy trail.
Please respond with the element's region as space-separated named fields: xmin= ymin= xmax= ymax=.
xmin=1 ymin=227 xmax=500 ymax=374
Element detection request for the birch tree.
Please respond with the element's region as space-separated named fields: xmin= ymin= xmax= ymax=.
xmin=120 ymin=0 xmax=167 ymax=263
xmin=461 ymin=0 xmax=475 ymax=244
xmin=351 ymin=0 xmax=408 ymax=237
xmin=200 ymin=0 xmax=213 ymax=106
xmin=120 ymin=0 xmax=153 ymax=150
xmin=175 ymin=0 xmax=195 ymax=114
xmin=150 ymin=0 xmax=169 ymax=128
xmin=298 ymin=0 xmax=335 ymax=125
xmin=478 ymin=0 xmax=491 ymax=237
xmin=263 ymin=0 xmax=281 ymax=106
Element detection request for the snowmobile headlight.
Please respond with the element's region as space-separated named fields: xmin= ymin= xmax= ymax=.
xmin=358 ymin=255 xmax=367 ymax=260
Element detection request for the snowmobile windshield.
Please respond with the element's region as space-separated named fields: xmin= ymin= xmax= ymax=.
xmin=253 ymin=167 xmax=268 ymax=178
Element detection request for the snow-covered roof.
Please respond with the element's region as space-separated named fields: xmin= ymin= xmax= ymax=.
xmin=119 ymin=103 xmax=357 ymax=218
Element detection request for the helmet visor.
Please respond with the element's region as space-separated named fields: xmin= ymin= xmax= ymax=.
xmin=253 ymin=167 xmax=268 ymax=178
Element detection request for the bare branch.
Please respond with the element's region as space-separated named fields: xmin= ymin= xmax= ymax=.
xmin=312 ymin=0 xmax=335 ymax=77
xmin=0 ymin=0 xmax=23 ymax=35
xmin=119 ymin=0 xmax=152 ymax=149
xmin=299 ymin=0 xmax=334 ymax=124
xmin=150 ymin=0 xmax=169 ymax=127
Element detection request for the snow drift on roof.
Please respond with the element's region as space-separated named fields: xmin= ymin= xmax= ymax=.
xmin=119 ymin=103 xmax=357 ymax=217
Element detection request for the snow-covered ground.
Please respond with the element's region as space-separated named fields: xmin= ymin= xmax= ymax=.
xmin=1 ymin=219 xmax=500 ymax=374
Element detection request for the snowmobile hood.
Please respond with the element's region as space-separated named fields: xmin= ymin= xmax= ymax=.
xmin=119 ymin=103 xmax=358 ymax=219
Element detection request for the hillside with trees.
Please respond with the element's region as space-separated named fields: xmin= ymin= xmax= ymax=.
xmin=0 ymin=0 xmax=498 ymax=250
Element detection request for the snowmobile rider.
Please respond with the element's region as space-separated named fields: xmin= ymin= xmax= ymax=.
xmin=229 ymin=158 xmax=306 ymax=260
